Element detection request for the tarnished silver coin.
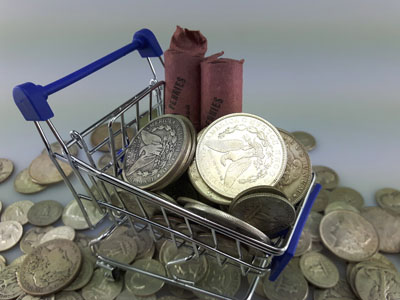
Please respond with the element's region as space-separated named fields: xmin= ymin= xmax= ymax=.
xmin=299 ymin=251 xmax=339 ymax=288
xmin=291 ymin=131 xmax=316 ymax=152
xmin=311 ymin=188 xmax=331 ymax=212
xmin=27 ymin=200 xmax=63 ymax=226
xmin=40 ymin=226 xmax=75 ymax=244
xmin=324 ymin=201 xmax=360 ymax=215
xmin=263 ymin=260 xmax=308 ymax=300
xmin=97 ymin=234 xmax=138 ymax=264
xmin=303 ymin=211 xmax=323 ymax=241
xmin=0 ymin=158 xmax=14 ymax=183
xmin=313 ymin=279 xmax=356 ymax=300
xmin=159 ymin=240 xmax=208 ymax=283
xmin=14 ymin=169 xmax=47 ymax=194
xmin=313 ymin=165 xmax=339 ymax=190
xmin=125 ymin=259 xmax=166 ymax=296
xmin=1 ymin=200 xmax=34 ymax=225
xmin=276 ymin=129 xmax=312 ymax=205
xmin=196 ymin=113 xmax=287 ymax=199
xmin=0 ymin=220 xmax=23 ymax=252
xmin=330 ymin=187 xmax=364 ymax=210
xmin=64 ymin=258 xmax=94 ymax=291
xmin=90 ymin=122 xmax=134 ymax=152
xmin=29 ymin=153 xmax=73 ymax=185
xmin=62 ymin=199 xmax=105 ymax=230
xmin=20 ymin=226 xmax=54 ymax=254
xmin=185 ymin=203 xmax=270 ymax=243
xmin=0 ymin=265 xmax=23 ymax=299
xmin=320 ymin=210 xmax=379 ymax=262
xmin=111 ymin=225 xmax=155 ymax=260
xmin=375 ymin=187 xmax=400 ymax=215
xmin=360 ymin=206 xmax=400 ymax=253
xmin=81 ymin=268 xmax=123 ymax=300
xmin=229 ymin=192 xmax=296 ymax=237
xmin=355 ymin=266 xmax=400 ymax=300
xmin=294 ymin=230 xmax=312 ymax=257
xmin=123 ymin=115 xmax=190 ymax=190
xmin=18 ymin=239 xmax=82 ymax=296
xmin=349 ymin=259 xmax=389 ymax=298
xmin=193 ymin=256 xmax=241 ymax=300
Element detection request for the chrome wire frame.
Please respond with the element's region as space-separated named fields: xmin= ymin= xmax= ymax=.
xmin=33 ymin=57 xmax=316 ymax=300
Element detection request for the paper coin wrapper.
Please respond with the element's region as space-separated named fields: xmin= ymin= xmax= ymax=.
xmin=164 ymin=26 xmax=207 ymax=131
xmin=200 ymin=52 xmax=244 ymax=129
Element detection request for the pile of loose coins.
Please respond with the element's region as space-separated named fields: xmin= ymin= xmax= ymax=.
xmin=1 ymin=112 xmax=399 ymax=299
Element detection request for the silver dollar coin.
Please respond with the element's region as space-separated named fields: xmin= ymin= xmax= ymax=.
xmin=123 ymin=115 xmax=190 ymax=190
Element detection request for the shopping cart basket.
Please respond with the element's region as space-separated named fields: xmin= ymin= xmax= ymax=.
xmin=13 ymin=28 xmax=321 ymax=300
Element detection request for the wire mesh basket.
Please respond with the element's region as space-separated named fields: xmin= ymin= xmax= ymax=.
xmin=13 ymin=29 xmax=321 ymax=300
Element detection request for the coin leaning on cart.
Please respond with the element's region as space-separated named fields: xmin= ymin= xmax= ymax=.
xmin=229 ymin=192 xmax=296 ymax=237
xmin=90 ymin=122 xmax=135 ymax=152
xmin=123 ymin=114 xmax=192 ymax=190
xmin=275 ymin=129 xmax=312 ymax=205
xmin=196 ymin=113 xmax=287 ymax=199
xmin=29 ymin=152 xmax=73 ymax=185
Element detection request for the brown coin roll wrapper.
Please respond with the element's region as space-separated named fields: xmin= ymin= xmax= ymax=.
xmin=164 ymin=26 xmax=207 ymax=131
xmin=200 ymin=52 xmax=244 ymax=129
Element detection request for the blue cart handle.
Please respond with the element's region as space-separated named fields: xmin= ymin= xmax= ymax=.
xmin=13 ymin=28 xmax=163 ymax=122
xmin=269 ymin=183 xmax=322 ymax=281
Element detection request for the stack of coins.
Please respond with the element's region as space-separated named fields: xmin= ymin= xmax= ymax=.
xmin=123 ymin=114 xmax=196 ymax=191
xmin=12 ymin=142 xmax=80 ymax=195
xmin=122 ymin=113 xmax=313 ymax=246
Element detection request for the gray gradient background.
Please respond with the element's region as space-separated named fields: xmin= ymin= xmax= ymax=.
xmin=0 ymin=1 xmax=399 ymax=298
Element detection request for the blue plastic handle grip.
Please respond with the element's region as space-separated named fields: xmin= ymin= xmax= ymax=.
xmin=268 ymin=183 xmax=322 ymax=281
xmin=13 ymin=28 xmax=163 ymax=122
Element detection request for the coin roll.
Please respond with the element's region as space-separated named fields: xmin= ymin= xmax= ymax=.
xmin=164 ymin=26 xmax=207 ymax=131
xmin=200 ymin=54 xmax=244 ymax=129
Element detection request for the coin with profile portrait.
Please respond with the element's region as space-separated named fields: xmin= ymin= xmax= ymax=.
xmin=18 ymin=239 xmax=82 ymax=296
xmin=320 ymin=210 xmax=379 ymax=262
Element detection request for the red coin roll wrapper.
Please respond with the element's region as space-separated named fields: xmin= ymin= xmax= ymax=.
xmin=200 ymin=52 xmax=244 ymax=129
xmin=164 ymin=26 xmax=207 ymax=131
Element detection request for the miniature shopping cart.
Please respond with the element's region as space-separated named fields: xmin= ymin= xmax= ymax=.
xmin=13 ymin=29 xmax=321 ymax=300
